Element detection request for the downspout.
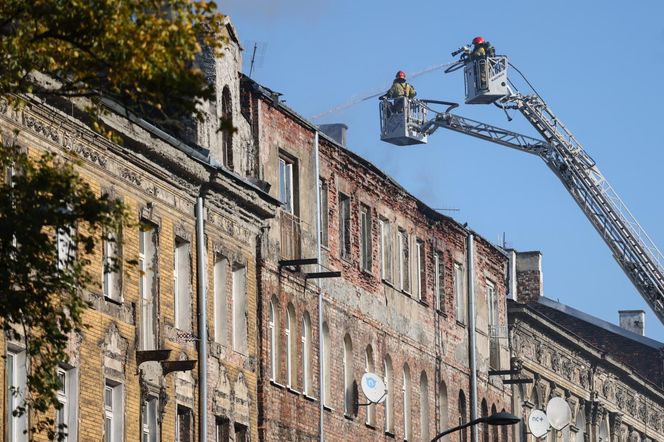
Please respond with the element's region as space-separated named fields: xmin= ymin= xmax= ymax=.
xmin=467 ymin=233 xmax=478 ymax=442
xmin=196 ymin=196 xmax=208 ymax=442
xmin=314 ymin=132 xmax=325 ymax=442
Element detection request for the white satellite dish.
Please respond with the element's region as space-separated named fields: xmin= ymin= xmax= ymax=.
xmin=546 ymin=397 xmax=572 ymax=430
xmin=361 ymin=373 xmax=387 ymax=404
xmin=528 ymin=409 xmax=549 ymax=438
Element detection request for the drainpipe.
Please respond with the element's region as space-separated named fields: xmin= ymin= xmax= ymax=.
xmin=314 ymin=132 xmax=325 ymax=442
xmin=467 ymin=233 xmax=478 ymax=442
xmin=196 ymin=196 xmax=208 ymax=442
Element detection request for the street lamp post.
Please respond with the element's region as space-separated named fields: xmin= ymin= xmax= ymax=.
xmin=431 ymin=412 xmax=520 ymax=442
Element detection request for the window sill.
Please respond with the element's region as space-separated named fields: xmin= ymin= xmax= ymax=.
xmin=382 ymin=279 xmax=394 ymax=287
xmin=270 ymin=380 xmax=285 ymax=389
xmin=365 ymin=423 xmax=376 ymax=430
xmin=323 ymin=404 xmax=334 ymax=412
xmin=303 ymin=394 xmax=318 ymax=402
xmin=287 ymin=386 xmax=300 ymax=395
xmin=456 ymin=320 xmax=467 ymax=328
xmin=436 ymin=309 xmax=447 ymax=317
xmin=385 ymin=430 xmax=395 ymax=438
xmin=361 ymin=268 xmax=373 ymax=277
xmin=344 ymin=413 xmax=354 ymax=421
xmin=418 ymin=299 xmax=428 ymax=307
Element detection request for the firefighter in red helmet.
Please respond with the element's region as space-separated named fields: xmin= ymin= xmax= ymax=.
xmin=387 ymin=70 xmax=417 ymax=99
xmin=470 ymin=36 xmax=495 ymax=60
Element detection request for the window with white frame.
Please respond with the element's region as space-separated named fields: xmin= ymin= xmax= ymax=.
xmin=103 ymin=227 xmax=122 ymax=301
xmin=176 ymin=405 xmax=193 ymax=442
xmin=487 ymin=281 xmax=498 ymax=328
xmin=434 ymin=252 xmax=444 ymax=312
xmin=320 ymin=178 xmax=329 ymax=247
xmin=338 ymin=193 xmax=351 ymax=259
xmin=6 ymin=349 xmax=27 ymax=442
xmin=454 ymin=263 xmax=465 ymax=323
xmin=214 ymin=256 xmax=230 ymax=344
xmin=285 ymin=304 xmax=296 ymax=388
xmin=269 ymin=297 xmax=280 ymax=381
xmin=364 ymin=346 xmax=375 ymax=426
xmin=174 ymin=238 xmax=192 ymax=332
xmin=56 ymin=367 xmax=78 ymax=441
xmin=232 ymin=264 xmax=247 ymax=354
xmin=56 ymin=225 xmax=75 ymax=271
xmin=343 ymin=334 xmax=353 ymax=416
xmin=398 ymin=229 xmax=410 ymax=292
xmin=139 ymin=225 xmax=158 ymax=350
xmin=279 ymin=156 xmax=296 ymax=214
xmin=302 ymin=312 xmax=312 ymax=396
xmin=141 ymin=395 xmax=158 ymax=442
xmin=104 ymin=381 xmax=123 ymax=442
xmin=384 ymin=355 xmax=394 ymax=433
xmin=379 ymin=219 xmax=393 ymax=283
xmin=487 ymin=281 xmax=500 ymax=369
xmin=420 ymin=371 xmax=429 ymax=442
xmin=416 ymin=239 xmax=425 ymax=301
xmin=403 ymin=364 xmax=412 ymax=441
xmin=322 ymin=322 xmax=331 ymax=406
xmin=360 ymin=204 xmax=372 ymax=272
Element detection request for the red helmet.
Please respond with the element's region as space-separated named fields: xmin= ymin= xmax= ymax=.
xmin=396 ymin=70 xmax=406 ymax=79
xmin=472 ymin=36 xmax=485 ymax=45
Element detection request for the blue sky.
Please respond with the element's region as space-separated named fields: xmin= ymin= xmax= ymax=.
xmin=222 ymin=1 xmax=664 ymax=341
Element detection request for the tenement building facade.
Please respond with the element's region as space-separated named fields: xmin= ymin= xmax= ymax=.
xmin=1 ymin=19 xmax=278 ymax=442
xmin=241 ymin=76 xmax=513 ymax=441
xmin=508 ymin=252 xmax=664 ymax=441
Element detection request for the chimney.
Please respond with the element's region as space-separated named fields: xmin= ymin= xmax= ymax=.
xmin=619 ymin=310 xmax=645 ymax=336
xmin=318 ymin=123 xmax=348 ymax=146
xmin=515 ymin=251 xmax=543 ymax=304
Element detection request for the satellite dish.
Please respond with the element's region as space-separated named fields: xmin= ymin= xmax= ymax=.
xmin=546 ymin=397 xmax=572 ymax=430
xmin=528 ymin=409 xmax=549 ymax=438
xmin=361 ymin=373 xmax=387 ymax=404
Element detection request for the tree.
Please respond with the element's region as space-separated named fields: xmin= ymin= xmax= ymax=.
xmin=0 ymin=0 xmax=226 ymax=125
xmin=0 ymin=142 xmax=128 ymax=440
xmin=0 ymin=1 xmax=227 ymax=439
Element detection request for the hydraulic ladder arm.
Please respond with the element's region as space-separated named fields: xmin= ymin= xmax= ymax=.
xmin=421 ymin=96 xmax=664 ymax=324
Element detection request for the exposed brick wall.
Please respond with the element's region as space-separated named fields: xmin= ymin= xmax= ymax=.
xmin=247 ymin=86 xmax=513 ymax=442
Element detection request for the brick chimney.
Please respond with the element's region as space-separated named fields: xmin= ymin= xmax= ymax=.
xmin=319 ymin=123 xmax=348 ymax=146
xmin=619 ymin=310 xmax=645 ymax=336
xmin=515 ymin=251 xmax=543 ymax=304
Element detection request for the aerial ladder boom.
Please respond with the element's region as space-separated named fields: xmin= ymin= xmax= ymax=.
xmin=379 ymin=55 xmax=664 ymax=324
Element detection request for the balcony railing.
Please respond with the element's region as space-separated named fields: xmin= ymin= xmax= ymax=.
xmin=280 ymin=211 xmax=302 ymax=260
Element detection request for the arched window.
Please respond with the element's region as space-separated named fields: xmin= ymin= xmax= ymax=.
xmin=268 ymin=296 xmax=280 ymax=381
xmin=458 ymin=391 xmax=467 ymax=442
xmin=403 ymin=363 xmax=412 ymax=441
xmin=384 ymin=355 xmax=394 ymax=433
xmin=420 ymin=371 xmax=429 ymax=442
xmin=301 ymin=312 xmax=312 ymax=395
xmin=500 ymin=408 xmax=508 ymax=442
xmin=344 ymin=334 xmax=354 ymax=416
xmin=365 ymin=345 xmax=375 ymax=426
xmin=491 ymin=404 xmax=498 ymax=442
xmin=221 ymin=86 xmax=233 ymax=169
xmin=285 ymin=304 xmax=296 ymax=388
xmin=438 ymin=381 xmax=449 ymax=441
xmin=322 ymin=322 xmax=331 ymax=406
xmin=480 ymin=399 xmax=489 ymax=442
xmin=343 ymin=334 xmax=354 ymax=416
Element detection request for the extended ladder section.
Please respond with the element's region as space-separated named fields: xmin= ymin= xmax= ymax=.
xmin=423 ymin=103 xmax=664 ymax=324
xmin=503 ymin=94 xmax=664 ymax=322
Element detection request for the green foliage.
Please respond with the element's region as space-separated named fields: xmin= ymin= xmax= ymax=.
xmin=0 ymin=0 xmax=226 ymax=123
xmin=0 ymin=141 xmax=127 ymax=440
